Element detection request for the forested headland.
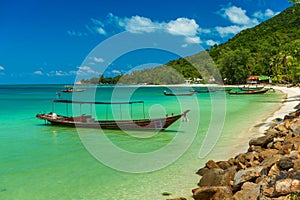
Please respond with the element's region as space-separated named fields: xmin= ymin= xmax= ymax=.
xmin=82 ymin=3 xmax=300 ymax=85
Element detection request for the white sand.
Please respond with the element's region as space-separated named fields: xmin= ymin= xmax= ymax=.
xmin=258 ymin=86 xmax=300 ymax=134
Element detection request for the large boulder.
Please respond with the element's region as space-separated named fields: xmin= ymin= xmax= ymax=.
xmin=199 ymin=168 xmax=224 ymax=186
xmin=232 ymin=182 xmax=260 ymax=200
xmin=196 ymin=167 xmax=209 ymax=176
xmin=274 ymin=178 xmax=300 ymax=196
xmin=249 ymin=135 xmax=274 ymax=147
xmin=199 ymin=166 xmax=236 ymax=187
xmin=259 ymin=149 xmax=279 ymax=160
xmin=233 ymin=167 xmax=264 ymax=187
xmin=193 ymin=186 xmax=233 ymax=200
xmin=277 ymin=157 xmax=294 ymax=170
xmin=206 ymin=159 xmax=221 ymax=169
xmin=260 ymin=154 xmax=282 ymax=169
xmin=293 ymin=159 xmax=300 ymax=171
xmin=216 ymin=160 xmax=232 ymax=170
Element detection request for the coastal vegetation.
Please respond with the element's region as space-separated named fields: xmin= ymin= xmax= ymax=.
xmin=82 ymin=4 xmax=300 ymax=85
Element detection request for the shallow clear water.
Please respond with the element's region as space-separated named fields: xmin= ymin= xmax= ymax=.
xmin=0 ymin=85 xmax=283 ymax=199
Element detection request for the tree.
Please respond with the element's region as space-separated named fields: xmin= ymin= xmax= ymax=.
xmin=219 ymin=48 xmax=254 ymax=84
xmin=289 ymin=0 xmax=300 ymax=4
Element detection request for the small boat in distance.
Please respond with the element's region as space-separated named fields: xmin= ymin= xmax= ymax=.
xmin=191 ymin=89 xmax=216 ymax=93
xmin=62 ymin=85 xmax=86 ymax=93
xmin=36 ymin=99 xmax=190 ymax=131
xmin=163 ymin=90 xmax=196 ymax=96
xmin=239 ymin=86 xmax=264 ymax=91
xmin=228 ymin=88 xmax=269 ymax=95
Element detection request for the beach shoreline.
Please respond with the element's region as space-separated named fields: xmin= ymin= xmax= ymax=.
xmin=186 ymin=86 xmax=300 ymax=200
xmin=166 ymin=86 xmax=300 ymax=200
xmin=258 ymin=86 xmax=300 ymax=132
xmin=231 ymin=86 xmax=300 ymax=155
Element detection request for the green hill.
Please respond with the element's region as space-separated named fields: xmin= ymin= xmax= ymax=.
xmin=207 ymin=3 xmax=300 ymax=84
xmin=90 ymin=4 xmax=300 ymax=85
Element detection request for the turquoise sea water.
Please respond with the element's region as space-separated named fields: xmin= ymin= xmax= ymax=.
xmin=0 ymin=85 xmax=283 ymax=199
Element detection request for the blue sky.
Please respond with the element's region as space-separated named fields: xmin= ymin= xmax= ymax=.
xmin=0 ymin=0 xmax=292 ymax=84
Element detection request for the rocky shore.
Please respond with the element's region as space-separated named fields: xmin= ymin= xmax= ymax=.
xmin=167 ymin=88 xmax=300 ymax=200
xmin=191 ymin=102 xmax=300 ymax=200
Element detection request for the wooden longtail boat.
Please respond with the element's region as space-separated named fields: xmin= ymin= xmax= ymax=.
xmin=191 ymin=89 xmax=217 ymax=93
xmin=62 ymin=88 xmax=86 ymax=93
xmin=36 ymin=100 xmax=189 ymax=131
xmin=163 ymin=90 xmax=195 ymax=96
xmin=240 ymin=86 xmax=264 ymax=91
xmin=228 ymin=88 xmax=269 ymax=95
xmin=62 ymin=85 xmax=86 ymax=93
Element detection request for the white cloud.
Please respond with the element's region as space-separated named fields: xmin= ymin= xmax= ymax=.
xmin=219 ymin=5 xmax=259 ymax=28
xmin=45 ymin=69 xmax=77 ymax=77
xmin=91 ymin=18 xmax=104 ymax=27
xmin=166 ymin=18 xmax=199 ymax=36
xmin=198 ymin=28 xmax=211 ymax=34
xmin=97 ymin=27 xmax=106 ymax=35
xmin=253 ymin=9 xmax=276 ymax=20
xmin=93 ymin=56 xmax=104 ymax=63
xmin=215 ymin=25 xmax=247 ymax=37
xmin=77 ymin=66 xmax=99 ymax=75
xmin=34 ymin=70 xmax=43 ymax=75
xmin=89 ymin=18 xmax=107 ymax=35
xmin=67 ymin=30 xmax=87 ymax=37
xmin=265 ymin=9 xmax=275 ymax=17
xmin=112 ymin=15 xmax=202 ymax=44
xmin=222 ymin=6 xmax=251 ymax=25
xmin=216 ymin=5 xmax=262 ymax=38
xmin=112 ymin=70 xmax=121 ymax=74
xmin=55 ymin=70 xmax=67 ymax=76
xmin=181 ymin=44 xmax=188 ymax=48
xmin=121 ymin=16 xmax=158 ymax=33
xmin=206 ymin=40 xmax=219 ymax=46
xmin=0 ymin=66 xmax=4 ymax=71
xmin=185 ymin=36 xmax=201 ymax=44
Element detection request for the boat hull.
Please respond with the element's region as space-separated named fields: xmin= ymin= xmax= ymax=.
xmin=240 ymin=86 xmax=264 ymax=91
xmin=228 ymin=88 xmax=269 ymax=95
xmin=163 ymin=91 xmax=195 ymax=96
xmin=61 ymin=89 xmax=86 ymax=93
xmin=36 ymin=110 xmax=189 ymax=131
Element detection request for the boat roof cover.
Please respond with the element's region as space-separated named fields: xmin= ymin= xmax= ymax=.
xmin=53 ymin=99 xmax=144 ymax=105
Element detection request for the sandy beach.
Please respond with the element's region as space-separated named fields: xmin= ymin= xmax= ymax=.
xmin=222 ymin=86 xmax=300 ymax=158
xmin=258 ymin=86 xmax=300 ymax=133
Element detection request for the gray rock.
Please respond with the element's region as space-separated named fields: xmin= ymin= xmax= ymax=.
xmin=233 ymin=167 xmax=263 ymax=187
xmin=199 ymin=166 xmax=236 ymax=187
xmin=260 ymin=154 xmax=282 ymax=169
xmin=196 ymin=167 xmax=209 ymax=176
xmin=199 ymin=168 xmax=224 ymax=187
xmin=206 ymin=159 xmax=221 ymax=169
xmin=274 ymin=178 xmax=300 ymax=196
xmin=249 ymin=135 xmax=273 ymax=147
xmin=216 ymin=160 xmax=232 ymax=170
xmin=193 ymin=186 xmax=233 ymax=200
xmin=277 ymin=157 xmax=294 ymax=170
xmin=233 ymin=182 xmax=260 ymax=200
